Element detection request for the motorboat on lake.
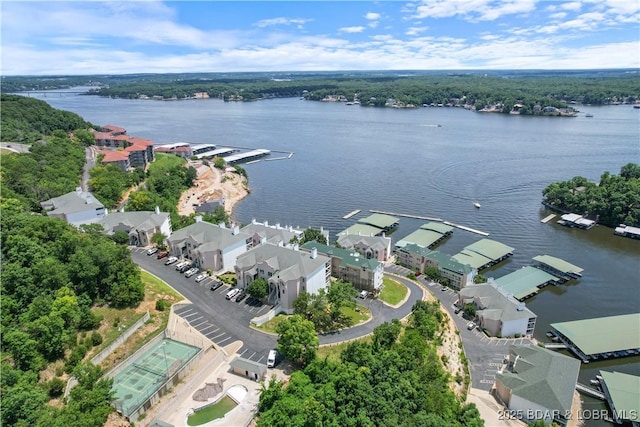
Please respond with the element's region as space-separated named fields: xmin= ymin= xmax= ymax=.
xmin=473 ymin=201 xmax=481 ymax=209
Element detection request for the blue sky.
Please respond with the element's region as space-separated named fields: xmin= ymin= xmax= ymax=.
xmin=1 ymin=1 xmax=639 ymax=75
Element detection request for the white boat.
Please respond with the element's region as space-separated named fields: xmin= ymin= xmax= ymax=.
xmin=586 ymin=113 xmax=593 ymax=118
xmin=473 ymin=201 xmax=481 ymax=209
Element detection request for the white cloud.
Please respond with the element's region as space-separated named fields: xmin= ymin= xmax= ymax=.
xmin=339 ymin=26 xmax=366 ymax=33
xmin=406 ymin=26 xmax=429 ymax=36
xmin=561 ymin=2 xmax=582 ymax=11
xmin=365 ymin=12 xmax=381 ymax=20
xmin=255 ymin=17 xmax=312 ymax=28
xmin=549 ymin=12 xmax=567 ymax=20
xmin=408 ymin=0 xmax=537 ymax=21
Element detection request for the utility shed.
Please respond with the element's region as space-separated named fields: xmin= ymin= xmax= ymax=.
xmin=229 ymin=357 xmax=267 ymax=381
xmin=494 ymin=266 xmax=559 ymax=301
xmin=599 ymin=370 xmax=640 ymax=425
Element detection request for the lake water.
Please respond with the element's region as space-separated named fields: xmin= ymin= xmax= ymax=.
xmin=31 ymin=90 xmax=640 ymax=423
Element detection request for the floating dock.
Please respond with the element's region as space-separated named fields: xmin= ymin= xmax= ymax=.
xmin=343 ymin=210 xmax=361 ymax=219
xmin=369 ymin=209 xmax=443 ymax=222
xmin=541 ymin=214 xmax=556 ymax=223
xmin=224 ymin=149 xmax=271 ymax=164
xmin=443 ymin=221 xmax=489 ymax=236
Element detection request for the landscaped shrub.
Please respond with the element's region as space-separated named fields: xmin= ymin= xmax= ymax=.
xmin=156 ymin=299 xmax=170 ymax=311
xmin=91 ymin=331 xmax=103 ymax=346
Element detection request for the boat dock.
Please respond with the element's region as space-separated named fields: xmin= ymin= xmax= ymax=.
xmin=443 ymin=221 xmax=490 ymax=236
xmin=369 ymin=210 xmax=443 ymax=222
xmin=576 ymin=383 xmax=605 ymax=400
xmin=343 ymin=210 xmax=361 ymax=219
xmin=541 ymin=214 xmax=556 ymax=223
xmin=543 ymin=343 xmax=567 ymax=350
xmin=224 ymin=149 xmax=271 ymax=164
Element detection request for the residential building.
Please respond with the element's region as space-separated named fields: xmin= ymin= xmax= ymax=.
xmin=300 ymin=241 xmax=383 ymax=293
xmin=97 ymin=207 xmax=171 ymax=247
xmin=336 ymin=233 xmax=392 ymax=262
xmin=166 ymin=218 xmax=252 ymax=272
xmin=235 ymin=244 xmax=331 ymax=313
xmin=40 ymin=187 xmax=106 ymax=226
xmin=458 ymin=283 xmax=537 ymax=337
xmin=100 ymin=150 xmax=131 ymax=170
xmin=240 ymin=219 xmax=304 ymax=249
xmin=494 ymin=345 xmax=580 ymax=425
xmin=396 ymin=244 xmax=476 ymax=290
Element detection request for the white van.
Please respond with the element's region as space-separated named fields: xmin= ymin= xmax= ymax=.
xmin=267 ymin=349 xmax=278 ymax=368
xmin=225 ymin=288 xmax=240 ymax=300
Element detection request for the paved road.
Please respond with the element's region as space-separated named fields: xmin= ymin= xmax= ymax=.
xmin=131 ymin=249 xmax=277 ymax=365
xmin=81 ymin=146 xmax=97 ymax=192
xmin=387 ymin=264 xmax=534 ymax=391
xmin=0 ymin=142 xmax=30 ymax=153
xmin=319 ymin=270 xmax=424 ymax=345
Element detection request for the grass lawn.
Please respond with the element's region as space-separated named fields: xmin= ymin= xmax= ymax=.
xmin=151 ymin=152 xmax=187 ymax=172
xmin=341 ymin=304 xmax=371 ymax=325
xmin=379 ymin=277 xmax=408 ymax=305
xmin=217 ymin=272 xmax=237 ymax=286
xmin=317 ymin=336 xmax=372 ymax=363
xmin=0 ymin=148 xmax=15 ymax=155
xmin=253 ymin=313 xmax=289 ymax=334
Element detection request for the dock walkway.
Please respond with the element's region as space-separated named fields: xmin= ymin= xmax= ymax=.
xmin=369 ymin=209 xmax=443 ymax=222
xmin=541 ymin=214 xmax=556 ymax=223
xmin=343 ymin=210 xmax=361 ymax=219
xmin=576 ymin=383 xmax=605 ymax=400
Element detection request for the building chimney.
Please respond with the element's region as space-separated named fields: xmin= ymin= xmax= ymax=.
xmin=195 ymin=215 xmax=203 ymax=223
xmin=264 ymin=220 xmax=269 ymax=227
xmin=218 ymin=222 xmax=226 ymax=228
xmin=293 ymin=243 xmax=299 ymax=251
xmin=311 ymin=248 xmax=317 ymax=259
xmin=154 ymin=206 xmax=160 ymax=215
xmin=120 ymin=207 xmax=125 ymax=213
xmin=232 ymin=225 xmax=240 ymax=235
xmin=252 ymin=218 xmax=257 ymax=224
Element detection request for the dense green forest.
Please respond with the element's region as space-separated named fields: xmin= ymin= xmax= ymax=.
xmin=258 ymin=300 xmax=483 ymax=427
xmin=542 ymin=163 xmax=640 ymax=227
xmin=0 ymin=94 xmax=94 ymax=143
xmin=0 ymin=105 xmax=144 ymax=425
xmin=3 ymin=71 xmax=639 ymax=115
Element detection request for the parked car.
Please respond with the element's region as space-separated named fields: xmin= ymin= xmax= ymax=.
xmin=194 ymin=274 xmax=207 ymax=283
xmin=184 ymin=268 xmax=199 ymax=278
xmin=146 ymin=247 xmax=159 ymax=256
xmin=177 ymin=263 xmax=192 ymax=273
xmin=235 ymin=291 xmax=247 ymax=303
xmin=267 ymin=349 xmax=278 ymax=368
xmin=359 ymin=290 xmax=368 ymax=299
xmin=225 ymin=288 xmax=240 ymax=300
xmin=164 ymin=256 xmax=178 ymax=265
xmin=156 ymin=251 xmax=169 ymax=259
xmin=210 ymin=281 xmax=223 ymax=291
xmin=467 ymin=322 xmax=476 ymax=330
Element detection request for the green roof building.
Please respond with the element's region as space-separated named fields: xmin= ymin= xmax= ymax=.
xmin=494 ymin=266 xmax=559 ymax=301
xmin=599 ymin=371 xmax=640 ymax=425
xmin=495 ymin=345 xmax=580 ymax=425
xmin=339 ymin=223 xmax=385 ymax=237
xmin=452 ymin=238 xmax=514 ymax=270
xmin=357 ymin=213 xmax=399 ymax=231
xmin=396 ymin=245 xmax=476 ymax=290
xmin=551 ymin=313 xmax=640 ymax=362
xmin=300 ymin=241 xmax=383 ymax=292
xmin=532 ymin=255 xmax=583 ymax=280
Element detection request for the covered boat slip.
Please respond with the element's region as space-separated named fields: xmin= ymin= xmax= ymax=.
xmin=339 ymin=223 xmax=383 ymax=237
xmin=494 ymin=266 xmax=560 ymax=301
xmin=532 ymin=255 xmax=583 ymax=280
xmin=357 ymin=213 xmax=399 ymax=232
xmin=599 ymin=371 xmax=640 ymax=425
xmin=395 ymin=221 xmax=454 ymax=250
xmin=452 ymin=238 xmax=514 ymax=270
xmin=551 ymin=313 xmax=640 ymax=362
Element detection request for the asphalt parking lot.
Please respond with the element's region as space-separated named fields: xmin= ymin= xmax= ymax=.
xmin=385 ymin=264 xmax=534 ymax=391
xmin=131 ymin=249 xmax=277 ymax=364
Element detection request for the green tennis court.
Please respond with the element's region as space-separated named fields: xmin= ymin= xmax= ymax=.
xmin=112 ymin=338 xmax=200 ymax=417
